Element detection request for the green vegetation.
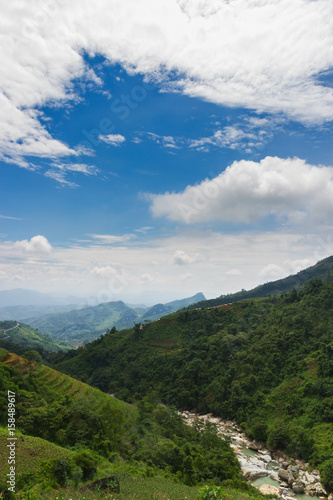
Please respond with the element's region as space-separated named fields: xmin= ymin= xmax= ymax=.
xmin=55 ymin=278 xmax=333 ymax=484
xmin=27 ymin=294 xmax=205 ymax=346
xmin=0 ymin=321 xmax=70 ymax=352
xmin=0 ymin=353 xmax=260 ymax=499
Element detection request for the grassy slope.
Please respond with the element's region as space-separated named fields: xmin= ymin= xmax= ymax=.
xmin=0 ymin=322 xmax=70 ymax=351
xmin=0 ymin=426 xmax=74 ymax=484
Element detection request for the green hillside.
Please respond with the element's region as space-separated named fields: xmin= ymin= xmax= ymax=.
xmin=27 ymin=293 xmax=206 ymax=346
xmin=0 ymin=350 xmax=256 ymax=499
xmin=141 ymin=292 xmax=206 ymax=321
xmin=0 ymin=321 xmax=70 ymax=351
xmin=54 ymin=277 xmax=333 ymax=488
xmin=28 ymin=300 xmax=139 ymax=345
xmin=187 ymin=255 xmax=333 ymax=309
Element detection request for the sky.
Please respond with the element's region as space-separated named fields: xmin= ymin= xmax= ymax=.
xmin=1 ymin=0 xmax=333 ymax=305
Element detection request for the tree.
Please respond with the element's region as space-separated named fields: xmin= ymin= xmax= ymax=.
xmin=24 ymin=350 xmax=42 ymax=378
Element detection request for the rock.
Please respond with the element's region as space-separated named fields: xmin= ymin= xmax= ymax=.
xmin=261 ymin=454 xmax=272 ymax=463
xmin=288 ymin=465 xmax=300 ymax=475
xmin=270 ymin=471 xmax=280 ymax=482
xmin=248 ymin=441 xmax=261 ymax=451
xmin=292 ymin=482 xmax=305 ymax=494
xmin=242 ymin=467 xmax=269 ymax=481
xmin=328 ymin=493 xmax=333 ymax=500
xmin=279 ymin=469 xmax=290 ymax=482
xmin=305 ymin=483 xmax=327 ymax=496
xmin=80 ymin=476 xmax=120 ymax=493
xmin=282 ymin=461 xmax=290 ymax=469
xmin=259 ymin=484 xmax=281 ymax=496
xmin=305 ymin=472 xmax=316 ymax=484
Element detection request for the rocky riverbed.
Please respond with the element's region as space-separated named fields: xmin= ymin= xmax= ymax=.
xmin=180 ymin=412 xmax=331 ymax=500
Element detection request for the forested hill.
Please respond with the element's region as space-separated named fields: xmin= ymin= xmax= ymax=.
xmin=186 ymin=255 xmax=333 ymax=310
xmin=54 ymin=277 xmax=333 ymax=484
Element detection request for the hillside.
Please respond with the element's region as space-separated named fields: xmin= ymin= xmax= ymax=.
xmin=141 ymin=292 xmax=206 ymax=321
xmin=54 ymin=277 xmax=333 ymax=489
xmin=0 ymin=349 xmax=251 ymax=499
xmin=28 ymin=300 xmax=138 ymax=345
xmin=187 ymin=255 xmax=333 ymax=310
xmin=0 ymin=321 xmax=70 ymax=351
xmin=27 ymin=293 xmax=206 ymax=346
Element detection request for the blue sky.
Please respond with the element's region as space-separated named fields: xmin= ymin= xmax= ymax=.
xmin=1 ymin=0 xmax=333 ymax=304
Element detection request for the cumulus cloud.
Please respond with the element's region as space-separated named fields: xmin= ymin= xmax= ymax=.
xmin=172 ymin=250 xmax=198 ymax=265
xmin=14 ymin=235 xmax=52 ymax=254
xmin=0 ymin=230 xmax=328 ymax=300
xmin=1 ymin=0 xmax=333 ymax=169
xmin=148 ymin=156 xmax=333 ymax=225
xmin=98 ymin=134 xmax=126 ymax=146
xmin=259 ymin=258 xmax=312 ymax=279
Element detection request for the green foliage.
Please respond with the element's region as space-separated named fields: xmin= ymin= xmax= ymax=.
xmin=54 ymin=278 xmax=333 ymax=475
xmin=0 ymin=322 xmax=68 ymax=352
xmin=320 ymin=458 xmax=333 ymax=492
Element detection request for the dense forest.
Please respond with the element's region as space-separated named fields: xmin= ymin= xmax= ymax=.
xmin=0 ymin=349 xmax=264 ymax=499
xmin=53 ymin=278 xmax=333 ymax=488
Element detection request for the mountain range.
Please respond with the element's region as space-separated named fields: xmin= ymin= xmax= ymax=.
xmin=24 ymin=292 xmax=206 ymax=346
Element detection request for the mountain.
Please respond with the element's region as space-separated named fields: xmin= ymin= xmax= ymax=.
xmin=25 ymin=293 xmax=206 ymax=346
xmin=0 ymin=321 xmax=70 ymax=351
xmin=141 ymin=292 xmax=206 ymax=321
xmin=186 ymin=255 xmax=333 ymax=310
xmin=54 ymin=277 xmax=333 ymax=484
xmin=27 ymin=300 xmax=138 ymax=345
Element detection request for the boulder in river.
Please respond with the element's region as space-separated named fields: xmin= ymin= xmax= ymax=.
xmin=279 ymin=469 xmax=290 ymax=482
xmin=292 ymin=482 xmax=305 ymax=494
xmin=259 ymin=484 xmax=281 ymax=496
xmin=242 ymin=467 xmax=269 ymax=481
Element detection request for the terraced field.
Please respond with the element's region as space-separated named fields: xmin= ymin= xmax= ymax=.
xmin=2 ymin=352 xmax=135 ymax=412
xmin=0 ymin=427 xmax=73 ymax=484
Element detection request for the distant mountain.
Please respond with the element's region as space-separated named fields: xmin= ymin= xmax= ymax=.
xmin=186 ymin=255 xmax=333 ymax=310
xmin=26 ymin=293 xmax=206 ymax=346
xmin=0 ymin=321 xmax=70 ymax=351
xmin=141 ymin=292 xmax=206 ymax=321
xmin=28 ymin=301 xmax=138 ymax=346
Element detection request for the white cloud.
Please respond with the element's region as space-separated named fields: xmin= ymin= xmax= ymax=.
xmin=0 ymin=215 xmax=22 ymax=220
xmin=1 ymin=0 xmax=333 ymax=169
xmin=0 ymin=230 xmax=330 ymax=300
xmin=142 ymin=116 xmax=282 ymax=153
xmin=259 ymin=258 xmax=312 ymax=280
xmin=172 ymin=249 xmax=200 ymax=265
xmin=89 ymin=233 xmax=135 ymax=244
xmin=14 ymin=235 xmax=52 ymax=254
xmin=98 ymin=134 xmax=126 ymax=146
xmin=226 ymin=268 xmax=242 ymax=276
xmin=148 ymin=156 xmax=333 ymax=225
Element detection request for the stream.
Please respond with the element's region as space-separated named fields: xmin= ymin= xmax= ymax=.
xmin=180 ymin=412 xmax=327 ymax=500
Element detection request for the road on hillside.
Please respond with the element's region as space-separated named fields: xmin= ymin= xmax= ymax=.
xmin=1 ymin=322 xmax=20 ymax=339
